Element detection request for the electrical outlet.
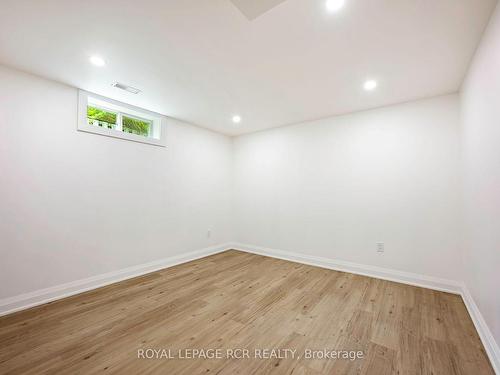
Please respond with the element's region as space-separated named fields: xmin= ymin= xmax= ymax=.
xmin=376 ymin=242 xmax=384 ymax=253
xmin=207 ymin=230 xmax=211 ymax=238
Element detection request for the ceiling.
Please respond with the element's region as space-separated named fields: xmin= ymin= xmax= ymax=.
xmin=230 ymin=0 xmax=288 ymax=20
xmin=0 ymin=0 xmax=497 ymax=135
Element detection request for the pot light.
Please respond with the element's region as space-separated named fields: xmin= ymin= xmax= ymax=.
xmin=363 ymin=80 xmax=377 ymax=91
xmin=232 ymin=115 xmax=242 ymax=124
xmin=89 ymin=55 xmax=106 ymax=67
xmin=326 ymin=0 xmax=345 ymax=12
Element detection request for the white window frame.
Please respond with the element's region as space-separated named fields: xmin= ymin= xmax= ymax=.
xmin=78 ymin=90 xmax=166 ymax=147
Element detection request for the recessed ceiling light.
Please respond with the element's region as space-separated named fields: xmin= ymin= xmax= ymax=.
xmin=89 ymin=55 xmax=106 ymax=67
xmin=363 ymin=80 xmax=377 ymax=91
xmin=326 ymin=0 xmax=345 ymax=13
xmin=232 ymin=115 xmax=242 ymax=124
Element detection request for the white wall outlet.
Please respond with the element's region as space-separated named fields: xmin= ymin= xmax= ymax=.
xmin=207 ymin=230 xmax=211 ymax=238
xmin=376 ymin=242 xmax=385 ymax=253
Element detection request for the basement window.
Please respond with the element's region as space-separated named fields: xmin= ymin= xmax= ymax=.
xmin=78 ymin=90 xmax=166 ymax=146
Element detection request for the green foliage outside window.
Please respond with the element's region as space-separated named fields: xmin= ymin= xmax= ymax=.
xmin=87 ymin=106 xmax=117 ymax=124
xmin=122 ymin=116 xmax=150 ymax=136
xmin=87 ymin=105 xmax=150 ymax=136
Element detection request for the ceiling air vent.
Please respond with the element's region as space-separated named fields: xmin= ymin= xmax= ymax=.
xmin=112 ymin=82 xmax=141 ymax=94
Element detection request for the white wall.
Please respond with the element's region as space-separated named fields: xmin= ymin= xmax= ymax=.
xmin=233 ymin=95 xmax=463 ymax=280
xmin=0 ymin=65 xmax=233 ymax=299
xmin=460 ymin=2 xmax=500 ymax=348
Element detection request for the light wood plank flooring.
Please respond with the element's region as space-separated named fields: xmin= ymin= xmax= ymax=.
xmin=0 ymin=250 xmax=494 ymax=374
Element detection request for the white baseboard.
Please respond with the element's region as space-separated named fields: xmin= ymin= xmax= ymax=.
xmin=461 ymin=286 xmax=500 ymax=374
xmin=231 ymin=242 xmax=499 ymax=374
xmin=231 ymin=243 xmax=463 ymax=294
xmin=0 ymin=243 xmax=232 ymax=317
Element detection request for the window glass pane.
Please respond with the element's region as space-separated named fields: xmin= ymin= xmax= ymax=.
xmin=122 ymin=115 xmax=151 ymax=137
xmin=87 ymin=106 xmax=117 ymax=129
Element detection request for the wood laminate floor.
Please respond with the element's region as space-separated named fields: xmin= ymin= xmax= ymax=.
xmin=0 ymin=250 xmax=494 ymax=374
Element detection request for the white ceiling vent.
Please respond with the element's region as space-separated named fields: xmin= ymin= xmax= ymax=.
xmin=112 ymin=82 xmax=141 ymax=94
xmin=230 ymin=0 xmax=287 ymax=20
